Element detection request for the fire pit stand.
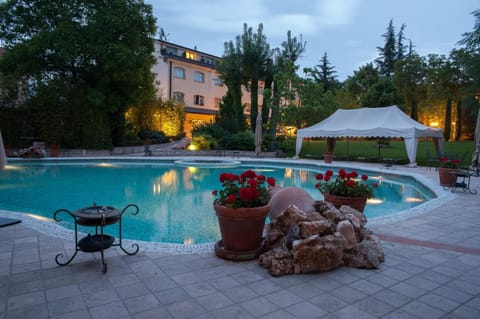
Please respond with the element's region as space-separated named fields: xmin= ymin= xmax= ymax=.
xmin=53 ymin=204 xmax=139 ymax=273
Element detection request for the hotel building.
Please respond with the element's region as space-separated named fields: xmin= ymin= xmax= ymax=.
xmin=152 ymin=40 xmax=262 ymax=136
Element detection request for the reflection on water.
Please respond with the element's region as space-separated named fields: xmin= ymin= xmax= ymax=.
xmin=0 ymin=162 xmax=434 ymax=244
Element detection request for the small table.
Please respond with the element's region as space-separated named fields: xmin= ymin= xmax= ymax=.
xmin=448 ymin=170 xmax=477 ymax=194
xmin=53 ymin=204 xmax=140 ymax=273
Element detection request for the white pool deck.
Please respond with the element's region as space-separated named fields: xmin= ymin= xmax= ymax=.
xmin=1 ymin=158 xmax=479 ymax=318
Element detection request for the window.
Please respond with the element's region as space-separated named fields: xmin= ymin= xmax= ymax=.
xmin=185 ymin=51 xmax=196 ymax=60
xmin=194 ymin=95 xmax=205 ymax=106
xmin=214 ymin=77 xmax=223 ymax=86
xmin=172 ymin=92 xmax=184 ymax=104
xmin=194 ymin=71 xmax=205 ymax=83
xmin=173 ymin=67 xmax=185 ymax=79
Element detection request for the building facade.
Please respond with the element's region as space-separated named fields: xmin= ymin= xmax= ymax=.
xmin=152 ymin=40 xmax=261 ymax=137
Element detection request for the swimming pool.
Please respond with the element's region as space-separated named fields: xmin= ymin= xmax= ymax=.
xmin=0 ymin=158 xmax=438 ymax=246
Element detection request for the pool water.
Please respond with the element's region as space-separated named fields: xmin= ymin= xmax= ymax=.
xmin=0 ymin=160 xmax=435 ymax=244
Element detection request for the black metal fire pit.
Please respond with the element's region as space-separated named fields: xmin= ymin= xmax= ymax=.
xmin=53 ymin=204 xmax=140 ymax=273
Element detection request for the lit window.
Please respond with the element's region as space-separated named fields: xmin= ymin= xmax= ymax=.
xmin=194 ymin=71 xmax=205 ymax=83
xmin=172 ymin=92 xmax=184 ymax=104
xmin=194 ymin=95 xmax=205 ymax=106
xmin=214 ymin=77 xmax=223 ymax=86
xmin=185 ymin=51 xmax=196 ymax=60
xmin=173 ymin=67 xmax=185 ymax=79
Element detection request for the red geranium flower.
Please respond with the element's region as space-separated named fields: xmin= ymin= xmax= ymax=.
xmin=267 ymin=177 xmax=276 ymax=187
xmin=313 ymin=168 xmax=376 ymax=199
xmin=214 ymin=169 xmax=276 ymax=208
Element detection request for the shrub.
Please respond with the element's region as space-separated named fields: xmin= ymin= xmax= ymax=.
xmin=220 ymin=131 xmax=254 ymax=150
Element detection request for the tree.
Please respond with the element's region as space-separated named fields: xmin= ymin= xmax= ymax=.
xmin=303 ymin=52 xmax=339 ymax=93
xmin=0 ymin=0 xmax=157 ymax=148
xmin=344 ymin=63 xmax=380 ymax=106
xmin=376 ymin=19 xmax=397 ymax=77
xmin=396 ymin=24 xmax=407 ymax=61
xmin=457 ymin=10 xmax=480 ymax=139
xmin=427 ymin=52 xmax=472 ymax=140
xmin=394 ymin=52 xmax=427 ymax=120
xmin=216 ymin=40 xmax=246 ymax=132
xmin=265 ymin=31 xmax=305 ymax=139
xmin=457 ymin=9 xmax=480 ymax=52
xmin=239 ymin=23 xmax=271 ymax=131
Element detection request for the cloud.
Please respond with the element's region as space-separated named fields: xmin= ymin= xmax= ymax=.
xmin=150 ymin=0 xmax=361 ymax=38
xmin=314 ymin=0 xmax=361 ymax=27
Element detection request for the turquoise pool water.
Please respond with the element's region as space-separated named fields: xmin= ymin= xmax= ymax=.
xmin=0 ymin=160 xmax=435 ymax=244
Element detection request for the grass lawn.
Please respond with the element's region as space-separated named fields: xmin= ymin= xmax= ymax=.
xmin=299 ymin=138 xmax=475 ymax=167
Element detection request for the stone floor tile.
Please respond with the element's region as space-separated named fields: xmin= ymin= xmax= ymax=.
xmin=123 ymin=293 xmax=160 ymax=314
xmin=465 ymin=295 xmax=480 ymax=311
xmin=373 ymin=288 xmax=413 ymax=308
xmin=354 ymin=296 xmax=396 ymax=317
xmin=5 ymin=302 xmax=49 ymax=319
xmin=196 ymin=292 xmax=233 ymax=311
xmin=115 ymin=282 xmax=150 ymax=299
xmin=82 ymin=288 xmax=121 ymax=308
xmin=7 ymin=290 xmax=45 ymax=310
xmin=258 ymin=309 xmax=297 ymax=319
xmin=223 ymin=285 xmax=258 ymax=302
xmin=246 ymin=279 xmax=282 ymax=295
xmin=211 ymin=305 xmax=254 ymax=319
xmin=207 ymin=275 xmax=242 ymax=291
xmin=7 ymin=279 xmax=44 ymax=296
xmin=240 ymin=296 xmax=280 ymax=317
xmin=89 ymin=301 xmax=130 ymax=319
xmin=165 ymin=300 xmax=206 ymax=319
xmin=433 ymin=285 xmax=474 ymax=304
xmin=349 ymin=279 xmax=384 ymax=295
xmin=389 ymin=282 xmax=427 ymax=299
xmin=285 ymin=301 xmax=328 ymax=319
xmin=265 ymin=289 xmax=303 ymax=307
xmin=442 ymin=305 xmax=480 ymax=319
xmin=332 ymin=304 xmax=377 ymax=319
xmin=132 ymin=307 xmax=173 ymax=319
xmin=331 ymin=286 xmax=367 ymax=303
xmin=183 ymin=282 xmax=217 ymax=298
xmin=154 ymin=287 xmax=190 ymax=305
xmin=417 ymin=293 xmax=461 ymax=312
xmin=382 ymin=309 xmax=422 ymax=319
xmin=309 ymin=294 xmax=348 ymax=313
xmin=402 ymin=300 xmax=446 ymax=319
xmin=49 ymin=309 xmax=92 ymax=319
xmin=45 ymin=284 xmax=81 ymax=302
xmin=47 ymin=295 xmax=87 ymax=317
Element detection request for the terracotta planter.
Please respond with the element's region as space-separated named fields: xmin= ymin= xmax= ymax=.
xmin=323 ymin=193 xmax=367 ymax=212
xmin=323 ymin=153 xmax=333 ymax=164
xmin=214 ymin=204 xmax=270 ymax=252
xmin=438 ymin=167 xmax=458 ymax=187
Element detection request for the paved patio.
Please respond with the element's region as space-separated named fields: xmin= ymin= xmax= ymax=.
xmin=1 ymin=163 xmax=479 ymax=319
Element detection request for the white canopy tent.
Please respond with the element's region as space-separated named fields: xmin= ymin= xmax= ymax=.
xmin=295 ymin=105 xmax=444 ymax=166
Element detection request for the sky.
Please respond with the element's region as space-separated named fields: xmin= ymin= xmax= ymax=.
xmin=147 ymin=0 xmax=478 ymax=80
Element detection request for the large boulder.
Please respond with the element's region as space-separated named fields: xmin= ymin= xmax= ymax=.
xmin=292 ymin=234 xmax=344 ymax=273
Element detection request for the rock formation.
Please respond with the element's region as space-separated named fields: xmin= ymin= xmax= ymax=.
xmin=259 ymin=201 xmax=384 ymax=276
